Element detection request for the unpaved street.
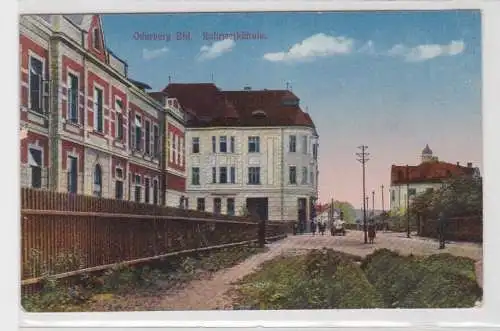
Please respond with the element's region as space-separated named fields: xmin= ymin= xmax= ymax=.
xmin=156 ymin=231 xmax=482 ymax=310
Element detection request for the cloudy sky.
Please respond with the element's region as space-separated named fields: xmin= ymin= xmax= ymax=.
xmin=102 ymin=10 xmax=482 ymax=209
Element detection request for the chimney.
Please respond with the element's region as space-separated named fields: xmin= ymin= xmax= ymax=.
xmin=456 ymin=162 xmax=460 ymax=166
xmin=467 ymin=162 xmax=472 ymax=168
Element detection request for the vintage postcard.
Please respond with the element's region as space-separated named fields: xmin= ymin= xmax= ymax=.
xmin=19 ymin=10 xmax=482 ymax=312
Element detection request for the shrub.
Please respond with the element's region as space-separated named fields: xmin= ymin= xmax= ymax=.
xmin=234 ymin=249 xmax=384 ymax=310
xmin=361 ymin=249 xmax=481 ymax=308
xmin=399 ymin=271 xmax=482 ymax=308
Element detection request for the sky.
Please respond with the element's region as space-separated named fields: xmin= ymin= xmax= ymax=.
xmin=101 ymin=10 xmax=482 ymax=210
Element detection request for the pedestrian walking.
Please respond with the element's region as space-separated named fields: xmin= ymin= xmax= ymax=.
xmin=438 ymin=212 xmax=446 ymax=249
xmin=318 ymin=222 xmax=325 ymax=235
xmin=310 ymin=219 xmax=317 ymax=235
xmin=368 ymin=219 xmax=376 ymax=244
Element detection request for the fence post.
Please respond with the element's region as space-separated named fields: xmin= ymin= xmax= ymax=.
xmin=258 ymin=219 xmax=266 ymax=248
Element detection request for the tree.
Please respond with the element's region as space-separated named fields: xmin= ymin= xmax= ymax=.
xmin=409 ymin=175 xmax=482 ymax=219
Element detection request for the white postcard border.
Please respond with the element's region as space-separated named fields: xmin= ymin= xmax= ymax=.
xmin=5 ymin=0 xmax=499 ymax=329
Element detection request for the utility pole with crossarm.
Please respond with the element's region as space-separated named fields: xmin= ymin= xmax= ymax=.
xmin=356 ymin=145 xmax=369 ymax=244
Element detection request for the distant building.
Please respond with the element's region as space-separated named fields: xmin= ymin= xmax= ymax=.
xmin=389 ymin=144 xmax=480 ymax=211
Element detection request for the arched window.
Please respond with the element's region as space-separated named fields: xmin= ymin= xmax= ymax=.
xmin=93 ymin=164 xmax=102 ymax=197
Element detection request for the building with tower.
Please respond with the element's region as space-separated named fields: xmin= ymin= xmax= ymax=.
xmin=389 ymin=144 xmax=480 ymax=211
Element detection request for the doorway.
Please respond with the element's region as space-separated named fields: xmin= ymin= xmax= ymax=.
xmin=246 ymin=197 xmax=269 ymax=221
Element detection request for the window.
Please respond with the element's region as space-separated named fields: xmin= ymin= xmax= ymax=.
xmin=153 ymin=125 xmax=159 ymax=156
xmin=168 ymin=132 xmax=173 ymax=162
xmin=213 ymin=198 xmax=222 ymax=215
xmin=67 ymin=156 xmax=78 ymax=193
xmin=426 ymin=188 xmax=434 ymax=194
xmin=219 ymin=167 xmax=227 ymax=184
xmin=313 ymin=143 xmax=318 ymax=160
xmin=212 ymin=136 xmax=216 ymax=153
xmin=191 ymin=167 xmax=200 ymax=185
xmin=134 ymin=115 xmax=142 ymax=150
xmin=28 ymin=147 xmax=42 ymax=188
xmin=301 ymin=167 xmax=308 ymax=184
xmin=196 ymin=198 xmax=205 ymax=212
xmin=310 ymin=171 xmax=314 ymax=186
xmin=179 ymin=137 xmax=184 ymax=166
xmin=93 ymin=28 xmax=101 ymax=50
xmin=391 ymin=190 xmax=395 ymax=202
xmin=134 ymin=175 xmax=141 ymax=202
xmin=144 ymin=177 xmax=150 ymax=203
xmin=153 ymin=179 xmax=159 ymax=205
xmin=248 ymin=136 xmax=260 ymax=153
xmin=227 ymin=198 xmax=235 ymax=216
xmin=179 ymin=196 xmax=186 ymax=209
xmin=115 ymin=168 xmax=124 ymax=200
xmin=408 ymin=188 xmax=417 ymax=197
xmin=172 ymin=135 xmax=177 ymax=164
xmin=184 ymin=198 xmax=189 ymax=209
xmin=67 ymin=73 xmax=79 ymax=123
xmin=289 ymin=166 xmax=297 ymax=184
xmin=93 ymin=164 xmax=102 ymax=197
xmin=93 ymin=87 xmax=104 ymax=133
xmin=230 ymin=136 xmax=235 ymax=153
xmin=192 ymin=137 xmax=200 ymax=153
xmin=219 ymin=136 xmax=227 ymax=153
xmin=248 ymin=167 xmax=261 ymax=184
xmin=212 ymin=167 xmax=217 ymax=183
xmin=115 ymin=100 xmax=124 ymax=141
xmin=302 ymin=136 xmax=308 ymax=154
xmin=145 ymin=121 xmax=151 ymax=155
xmin=29 ymin=56 xmax=43 ymax=113
xmin=230 ymin=166 xmax=236 ymax=184
xmin=289 ymin=135 xmax=296 ymax=152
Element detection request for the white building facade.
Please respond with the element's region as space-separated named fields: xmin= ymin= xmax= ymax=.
xmin=165 ymin=84 xmax=319 ymax=223
xmin=185 ymin=126 xmax=318 ymax=222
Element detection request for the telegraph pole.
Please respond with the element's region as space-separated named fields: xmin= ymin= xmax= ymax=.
xmin=372 ymin=190 xmax=375 ymax=215
xmin=356 ymin=146 xmax=369 ymax=244
xmin=406 ymin=164 xmax=411 ymax=238
xmin=381 ymin=185 xmax=385 ymax=212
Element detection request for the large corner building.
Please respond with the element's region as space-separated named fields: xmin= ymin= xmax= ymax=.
xmin=19 ymin=14 xmax=187 ymax=205
xmin=164 ymin=83 xmax=319 ymax=224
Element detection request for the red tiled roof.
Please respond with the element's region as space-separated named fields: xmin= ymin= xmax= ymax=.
xmin=391 ymin=161 xmax=476 ymax=185
xmin=163 ymin=83 xmax=316 ymax=129
xmin=315 ymin=203 xmax=331 ymax=214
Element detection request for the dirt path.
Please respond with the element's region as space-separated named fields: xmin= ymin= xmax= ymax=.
xmin=158 ymin=242 xmax=293 ymax=310
xmin=156 ymin=231 xmax=482 ymax=310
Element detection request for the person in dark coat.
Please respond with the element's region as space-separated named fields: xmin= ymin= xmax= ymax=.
xmin=368 ymin=219 xmax=376 ymax=244
xmin=319 ymin=222 xmax=326 ymax=235
xmin=438 ymin=212 xmax=446 ymax=249
xmin=310 ymin=220 xmax=317 ymax=235
xmin=292 ymin=222 xmax=298 ymax=235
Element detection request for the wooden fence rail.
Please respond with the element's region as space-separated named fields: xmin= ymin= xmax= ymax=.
xmin=20 ymin=188 xmax=288 ymax=284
